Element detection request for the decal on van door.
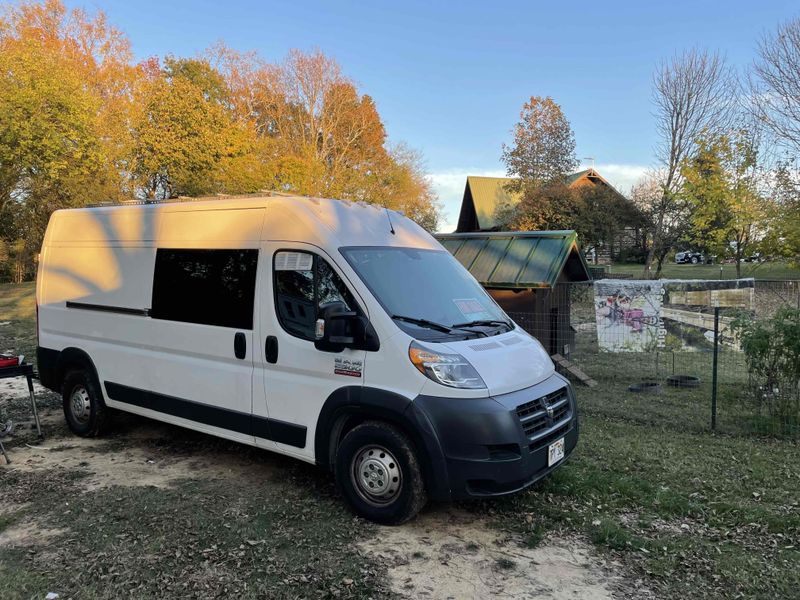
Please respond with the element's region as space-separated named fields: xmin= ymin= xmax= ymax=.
xmin=334 ymin=357 xmax=362 ymax=378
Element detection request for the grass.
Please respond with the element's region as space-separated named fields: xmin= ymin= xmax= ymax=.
xmin=1 ymin=281 xmax=798 ymax=598
xmin=482 ymin=400 xmax=800 ymax=599
xmin=608 ymin=261 xmax=800 ymax=280
xmin=0 ymin=281 xmax=37 ymax=365
xmin=1 ymin=461 xmax=384 ymax=599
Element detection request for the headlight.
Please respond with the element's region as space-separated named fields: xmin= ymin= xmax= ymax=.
xmin=408 ymin=341 xmax=486 ymax=389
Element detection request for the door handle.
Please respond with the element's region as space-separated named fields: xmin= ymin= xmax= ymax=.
xmin=265 ymin=335 xmax=278 ymax=364
xmin=234 ymin=332 xmax=246 ymax=360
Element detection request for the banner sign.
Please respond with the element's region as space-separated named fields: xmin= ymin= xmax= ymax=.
xmin=593 ymin=279 xmax=754 ymax=352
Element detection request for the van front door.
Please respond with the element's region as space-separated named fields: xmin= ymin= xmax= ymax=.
xmin=255 ymin=244 xmax=367 ymax=461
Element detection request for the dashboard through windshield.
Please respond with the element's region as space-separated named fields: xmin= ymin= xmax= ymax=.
xmin=340 ymin=246 xmax=512 ymax=340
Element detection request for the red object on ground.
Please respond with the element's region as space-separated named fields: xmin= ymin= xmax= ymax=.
xmin=0 ymin=356 xmax=20 ymax=368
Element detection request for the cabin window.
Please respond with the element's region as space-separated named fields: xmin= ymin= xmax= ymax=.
xmin=274 ymin=250 xmax=359 ymax=341
xmin=151 ymin=249 xmax=258 ymax=329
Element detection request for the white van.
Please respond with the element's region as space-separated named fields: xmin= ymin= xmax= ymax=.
xmin=36 ymin=195 xmax=578 ymax=524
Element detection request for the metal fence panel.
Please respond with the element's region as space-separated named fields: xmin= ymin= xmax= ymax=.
xmin=506 ymin=280 xmax=799 ymax=439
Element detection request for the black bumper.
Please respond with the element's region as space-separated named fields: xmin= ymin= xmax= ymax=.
xmin=411 ymin=373 xmax=578 ymax=501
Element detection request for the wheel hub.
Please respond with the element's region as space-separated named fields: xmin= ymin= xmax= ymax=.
xmin=69 ymin=386 xmax=91 ymax=424
xmin=351 ymin=445 xmax=402 ymax=506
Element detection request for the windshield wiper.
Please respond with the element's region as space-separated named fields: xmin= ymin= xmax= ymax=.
xmin=451 ymin=319 xmax=513 ymax=330
xmin=391 ymin=315 xmax=454 ymax=333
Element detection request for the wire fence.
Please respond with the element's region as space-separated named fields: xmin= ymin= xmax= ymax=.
xmin=507 ymin=279 xmax=800 ymax=440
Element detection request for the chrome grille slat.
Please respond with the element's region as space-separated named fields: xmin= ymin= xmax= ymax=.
xmin=528 ymin=414 xmax=572 ymax=443
xmin=514 ymin=386 xmax=573 ymax=451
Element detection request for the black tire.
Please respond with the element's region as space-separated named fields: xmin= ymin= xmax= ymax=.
xmin=62 ymin=368 xmax=108 ymax=437
xmin=334 ymin=421 xmax=427 ymax=525
xmin=690 ymin=256 xmax=699 ymax=264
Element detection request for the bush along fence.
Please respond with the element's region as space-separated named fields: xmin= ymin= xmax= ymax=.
xmin=507 ymin=279 xmax=800 ymax=439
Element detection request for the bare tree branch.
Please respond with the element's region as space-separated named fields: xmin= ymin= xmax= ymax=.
xmin=750 ymin=18 xmax=800 ymax=154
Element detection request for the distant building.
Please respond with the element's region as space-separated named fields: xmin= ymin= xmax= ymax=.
xmin=454 ymin=169 xmax=644 ymax=263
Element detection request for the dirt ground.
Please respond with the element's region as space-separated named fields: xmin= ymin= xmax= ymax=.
xmin=0 ymin=385 xmax=631 ymax=599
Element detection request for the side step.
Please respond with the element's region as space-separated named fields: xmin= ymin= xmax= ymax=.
xmin=550 ymin=354 xmax=598 ymax=388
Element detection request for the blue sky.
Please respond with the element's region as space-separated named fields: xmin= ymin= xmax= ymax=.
xmin=66 ymin=0 xmax=799 ymax=230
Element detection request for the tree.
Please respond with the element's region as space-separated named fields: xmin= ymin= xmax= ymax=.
xmin=0 ymin=1 xmax=442 ymax=283
xmin=0 ymin=0 xmax=135 ymax=280
xmin=571 ymin=185 xmax=645 ymax=263
xmin=208 ymin=45 xmax=442 ymax=229
xmin=680 ymin=129 xmax=766 ymax=277
xmin=646 ymin=49 xmax=732 ymax=277
xmin=763 ymin=160 xmax=800 ymax=264
xmin=131 ymin=60 xmax=259 ymax=199
xmin=750 ymin=18 xmax=800 ymax=155
xmin=496 ymin=96 xmax=579 ymax=231
xmin=501 ymin=96 xmax=578 ymax=186
xmin=496 ymin=182 xmax=579 ymax=232
xmin=632 ymin=170 xmax=690 ymax=271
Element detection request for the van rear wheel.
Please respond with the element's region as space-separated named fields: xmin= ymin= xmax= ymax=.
xmin=335 ymin=421 xmax=426 ymax=525
xmin=62 ymin=369 xmax=107 ymax=437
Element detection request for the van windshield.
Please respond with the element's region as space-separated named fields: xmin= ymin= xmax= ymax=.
xmin=340 ymin=247 xmax=512 ymax=340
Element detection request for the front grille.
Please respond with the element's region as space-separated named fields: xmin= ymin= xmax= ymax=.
xmin=515 ymin=386 xmax=573 ymax=452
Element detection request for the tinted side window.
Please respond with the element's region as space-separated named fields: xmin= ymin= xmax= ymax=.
xmin=151 ymin=249 xmax=258 ymax=329
xmin=274 ymin=251 xmax=358 ymax=341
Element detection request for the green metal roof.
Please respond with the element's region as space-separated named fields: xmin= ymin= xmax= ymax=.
xmin=462 ymin=169 xmax=616 ymax=231
xmin=434 ymin=230 xmax=592 ymax=289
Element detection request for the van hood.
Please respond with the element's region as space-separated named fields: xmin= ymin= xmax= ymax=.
xmin=440 ymin=329 xmax=555 ymax=396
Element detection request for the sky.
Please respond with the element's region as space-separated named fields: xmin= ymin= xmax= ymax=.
xmin=64 ymin=0 xmax=799 ymax=231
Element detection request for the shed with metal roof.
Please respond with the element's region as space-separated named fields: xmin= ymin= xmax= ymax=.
xmin=435 ymin=230 xmax=591 ymax=356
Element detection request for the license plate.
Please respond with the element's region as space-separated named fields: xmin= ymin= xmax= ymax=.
xmin=548 ymin=437 xmax=565 ymax=466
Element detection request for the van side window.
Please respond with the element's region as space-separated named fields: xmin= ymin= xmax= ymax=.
xmin=274 ymin=251 xmax=358 ymax=341
xmin=151 ymin=249 xmax=258 ymax=329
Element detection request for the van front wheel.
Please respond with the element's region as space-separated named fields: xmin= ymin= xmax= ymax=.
xmin=335 ymin=421 xmax=427 ymax=525
xmin=62 ymin=369 xmax=107 ymax=437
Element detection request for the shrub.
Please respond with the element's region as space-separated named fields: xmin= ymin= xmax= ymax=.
xmin=733 ymin=307 xmax=800 ymax=427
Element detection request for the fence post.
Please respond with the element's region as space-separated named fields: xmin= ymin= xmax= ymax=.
xmin=711 ymin=306 xmax=720 ymax=431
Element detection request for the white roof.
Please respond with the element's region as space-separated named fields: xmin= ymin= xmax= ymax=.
xmin=43 ymin=195 xmax=441 ymax=251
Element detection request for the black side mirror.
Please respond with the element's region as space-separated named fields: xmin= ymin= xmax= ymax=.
xmin=314 ymin=306 xmax=380 ymax=353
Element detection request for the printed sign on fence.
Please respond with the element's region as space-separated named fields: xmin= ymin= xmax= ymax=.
xmin=593 ymin=279 xmax=754 ymax=352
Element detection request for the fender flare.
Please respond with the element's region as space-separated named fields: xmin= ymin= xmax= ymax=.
xmin=315 ymin=386 xmax=452 ymax=501
xmin=56 ymin=347 xmax=101 ymax=394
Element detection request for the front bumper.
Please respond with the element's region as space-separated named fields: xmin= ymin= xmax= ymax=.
xmin=412 ymin=373 xmax=578 ymax=501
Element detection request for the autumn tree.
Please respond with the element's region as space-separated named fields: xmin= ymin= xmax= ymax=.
xmin=646 ymin=49 xmax=733 ymax=277
xmin=502 ymin=96 xmax=578 ymax=186
xmin=0 ymin=0 xmax=135 ymax=280
xmin=131 ymin=57 xmax=262 ymax=199
xmin=680 ymin=129 xmax=766 ymax=277
xmin=209 ymin=45 xmax=441 ymax=228
xmin=495 ymin=96 xmax=579 ymax=232
xmin=0 ymin=2 xmax=442 ymax=282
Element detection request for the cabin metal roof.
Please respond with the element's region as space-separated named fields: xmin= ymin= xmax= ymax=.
xmin=435 ymin=230 xmax=591 ymax=289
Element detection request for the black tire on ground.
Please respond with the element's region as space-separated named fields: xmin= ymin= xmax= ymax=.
xmin=62 ymin=368 xmax=108 ymax=437
xmin=334 ymin=420 xmax=427 ymax=525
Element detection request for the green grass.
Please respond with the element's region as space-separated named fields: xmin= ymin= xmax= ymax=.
xmin=608 ymin=261 xmax=800 ymax=280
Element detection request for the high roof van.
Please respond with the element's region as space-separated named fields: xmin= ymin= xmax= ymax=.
xmin=36 ymin=195 xmax=578 ymax=524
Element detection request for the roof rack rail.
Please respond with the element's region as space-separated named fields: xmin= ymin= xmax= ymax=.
xmin=81 ymin=190 xmax=301 ymax=209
